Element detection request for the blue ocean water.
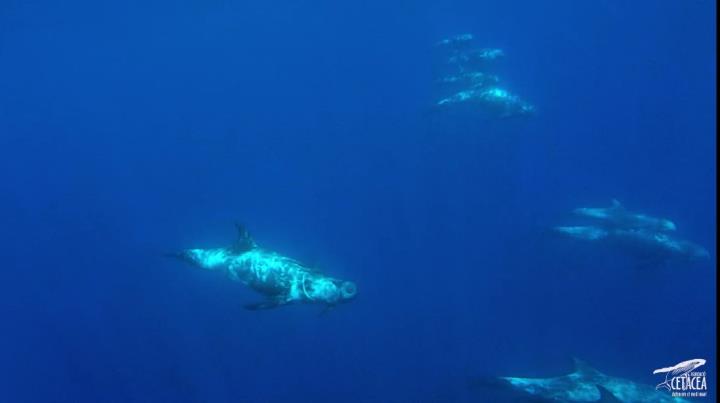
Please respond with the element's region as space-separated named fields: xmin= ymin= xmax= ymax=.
xmin=0 ymin=0 xmax=715 ymax=402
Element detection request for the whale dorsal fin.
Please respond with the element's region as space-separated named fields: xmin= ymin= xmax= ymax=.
xmin=233 ymin=223 xmax=257 ymax=253
xmin=596 ymin=385 xmax=621 ymax=402
xmin=573 ymin=358 xmax=602 ymax=376
xmin=610 ymin=199 xmax=622 ymax=209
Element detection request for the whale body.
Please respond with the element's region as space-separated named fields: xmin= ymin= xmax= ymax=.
xmin=448 ymin=48 xmax=505 ymax=70
xmin=436 ymin=71 xmax=500 ymax=88
xmin=436 ymin=86 xmax=535 ymax=118
xmin=553 ymin=225 xmax=709 ymax=263
xmin=435 ymin=33 xmax=474 ymax=50
xmin=573 ymin=200 xmax=676 ymax=232
xmin=172 ymin=225 xmax=357 ymax=310
xmin=610 ymin=229 xmax=710 ymax=261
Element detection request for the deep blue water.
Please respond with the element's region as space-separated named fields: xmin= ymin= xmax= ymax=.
xmin=0 ymin=0 xmax=715 ymax=402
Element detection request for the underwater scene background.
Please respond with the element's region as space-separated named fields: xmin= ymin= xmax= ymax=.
xmin=0 ymin=0 xmax=715 ymax=402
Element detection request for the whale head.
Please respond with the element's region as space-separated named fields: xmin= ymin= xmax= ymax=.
xmin=339 ymin=281 xmax=358 ymax=302
xmin=305 ymin=277 xmax=357 ymax=305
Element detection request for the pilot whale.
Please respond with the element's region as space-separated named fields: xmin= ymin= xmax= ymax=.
xmin=171 ymin=224 xmax=357 ymax=310
xmin=610 ymin=228 xmax=709 ymax=261
xmin=553 ymin=225 xmax=709 ymax=263
xmin=470 ymin=358 xmax=690 ymax=402
xmin=436 ymin=71 xmax=500 ymax=88
xmin=435 ymin=33 xmax=474 ymax=50
xmin=573 ymin=200 xmax=676 ymax=232
xmin=448 ymin=48 xmax=505 ymax=71
xmin=436 ymin=86 xmax=535 ymax=118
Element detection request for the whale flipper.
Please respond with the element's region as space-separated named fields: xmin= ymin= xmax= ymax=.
xmin=244 ymin=296 xmax=286 ymax=310
xmin=233 ymin=223 xmax=258 ymax=253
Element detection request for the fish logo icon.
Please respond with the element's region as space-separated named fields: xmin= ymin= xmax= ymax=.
xmin=653 ymin=359 xmax=706 ymax=392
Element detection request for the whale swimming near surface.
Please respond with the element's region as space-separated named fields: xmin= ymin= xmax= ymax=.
xmin=470 ymin=358 xmax=690 ymax=402
xmin=573 ymin=199 xmax=676 ymax=232
xmin=170 ymin=224 xmax=357 ymax=310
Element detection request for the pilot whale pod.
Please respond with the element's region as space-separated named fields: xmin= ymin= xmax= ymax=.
xmin=171 ymin=224 xmax=357 ymax=310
